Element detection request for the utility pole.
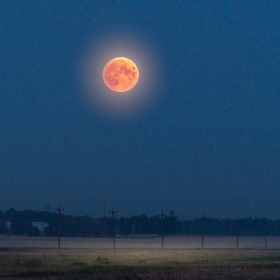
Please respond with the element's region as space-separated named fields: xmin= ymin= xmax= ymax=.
xmin=45 ymin=203 xmax=50 ymax=212
xmin=201 ymin=215 xmax=205 ymax=253
xmin=263 ymin=221 xmax=267 ymax=250
xmin=236 ymin=219 xmax=240 ymax=250
xmin=55 ymin=205 xmax=64 ymax=255
xmin=45 ymin=203 xmax=50 ymax=237
xmin=109 ymin=209 xmax=117 ymax=253
xmin=103 ymin=200 xmax=106 ymax=236
xmin=161 ymin=212 xmax=164 ymax=249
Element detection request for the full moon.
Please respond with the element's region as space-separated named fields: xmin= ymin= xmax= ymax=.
xmin=103 ymin=57 xmax=139 ymax=92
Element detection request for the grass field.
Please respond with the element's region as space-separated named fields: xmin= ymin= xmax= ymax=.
xmin=1 ymin=237 xmax=280 ymax=279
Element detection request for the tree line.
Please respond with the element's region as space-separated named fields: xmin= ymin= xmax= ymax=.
xmin=0 ymin=208 xmax=279 ymax=237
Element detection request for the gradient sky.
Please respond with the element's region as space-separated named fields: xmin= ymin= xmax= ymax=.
xmin=1 ymin=1 xmax=280 ymax=219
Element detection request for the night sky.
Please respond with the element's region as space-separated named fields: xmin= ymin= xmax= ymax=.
xmin=1 ymin=1 xmax=280 ymax=219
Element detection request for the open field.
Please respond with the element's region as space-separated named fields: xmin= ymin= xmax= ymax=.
xmin=1 ymin=235 xmax=280 ymax=250
xmin=1 ymin=237 xmax=280 ymax=279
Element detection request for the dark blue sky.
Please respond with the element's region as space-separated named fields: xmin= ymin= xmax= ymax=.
xmin=1 ymin=1 xmax=280 ymax=219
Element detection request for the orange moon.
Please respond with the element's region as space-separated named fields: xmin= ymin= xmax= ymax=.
xmin=103 ymin=57 xmax=139 ymax=92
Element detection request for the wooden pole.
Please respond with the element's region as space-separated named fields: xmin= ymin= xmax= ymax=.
xmin=55 ymin=205 xmax=64 ymax=255
xmin=161 ymin=212 xmax=164 ymax=249
xmin=201 ymin=215 xmax=205 ymax=252
xmin=236 ymin=219 xmax=240 ymax=250
xmin=109 ymin=209 xmax=117 ymax=253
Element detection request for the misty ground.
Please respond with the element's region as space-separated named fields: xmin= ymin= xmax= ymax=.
xmin=1 ymin=237 xmax=280 ymax=279
xmin=1 ymin=235 xmax=280 ymax=249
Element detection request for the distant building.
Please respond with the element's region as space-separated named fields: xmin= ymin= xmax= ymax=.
xmin=6 ymin=221 xmax=11 ymax=233
xmin=0 ymin=220 xmax=7 ymax=235
xmin=31 ymin=222 xmax=49 ymax=235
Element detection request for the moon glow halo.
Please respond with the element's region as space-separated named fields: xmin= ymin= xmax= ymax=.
xmin=103 ymin=57 xmax=139 ymax=92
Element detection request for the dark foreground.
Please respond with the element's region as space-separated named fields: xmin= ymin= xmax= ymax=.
xmin=1 ymin=248 xmax=280 ymax=279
